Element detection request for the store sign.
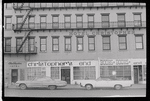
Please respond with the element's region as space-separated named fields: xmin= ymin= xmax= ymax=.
xmin=69 ymin=30 xmax=135 ymax=36
xmin=116 ymin=59 xmax=131 ymax=65
xmin=27 ymin=61 xmax=96 ymax=67
xmin=8 ymin=62 xmax=23 ymax=67
xmin=131 ymin=59 xmax=146 ymax=65
xmin=100 ymin=59 xmax=115 ymax=66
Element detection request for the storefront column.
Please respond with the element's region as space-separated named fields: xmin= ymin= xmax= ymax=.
xmin=46 ymin=67 xmax=50 ymax=77
xmin=131 ymin=65 xmax=134 ymax=84
xmin=96 ymin=61 xmax=99 ymax=79
xmin=70 ymin=66 xmax=73 ymax=84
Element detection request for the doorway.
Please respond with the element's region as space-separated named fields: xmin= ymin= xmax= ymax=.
xmin=134 ymin=67 xmax=138 ymax=84
xmin=11 ymin=69 xmax=18 ymax=83
xmin=61 ymin=68 xmax=70 ymax=84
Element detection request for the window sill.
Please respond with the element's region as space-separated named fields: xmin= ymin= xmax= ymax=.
xmin=52 ymin=51 xmax=60 ymax=53
xmin=135 ymin=49 xmax=144 ymax=51
xmin=39 ymin=51 xmax=47 ymax=53
xmin=102 ymin=50 xmax=111 ymax=52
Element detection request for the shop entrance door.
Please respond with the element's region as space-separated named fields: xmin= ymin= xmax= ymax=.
xmin=61 ymin=69 xmax=70 ymax=84
xmin=11 ymin=69 xmax=18 ymax=83
xmin=134 ymin=67 xmax=138 ymax=84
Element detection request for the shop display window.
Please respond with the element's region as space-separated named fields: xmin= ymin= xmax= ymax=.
xmin=51 ymin=67 xmax=59 ymax=79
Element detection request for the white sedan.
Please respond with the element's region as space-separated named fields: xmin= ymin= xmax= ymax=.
xmin=75 ymin=77 xmax=133 ymax=90
xmin=15 ymin=77 xmax=67 ymax=90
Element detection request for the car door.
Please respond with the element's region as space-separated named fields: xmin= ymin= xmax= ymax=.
xmin=95 ymin=78 xmax=110 ymax=88
xmin=29 ymin=78 xmax=44 ymax=87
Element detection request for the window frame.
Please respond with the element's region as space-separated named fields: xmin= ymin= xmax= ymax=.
xmin=118 ymin=35 xmax=127 ymax=50
xmin=87 ymin=14 xmax=94 ymax=28
xmin=64 ymin=15 xmax=71 ymax=28
xmin=40 ymin=15 xmax=47 ymax=29
xmin=76 ymin=36 xmax=84 ymax=51
xmin=16 ymin=15 xmax=23 ymax=29
xmin=6 ymin=3 xmax=12 ymax=9
xmin=76 ymin=14 xmax=83 ymax=28
xmin=5 ymin=37 xmax=11 ymax=52
xmin=52 ymin=15 xmax=59 ymax=28
xmin=28 ymin=37 xmax=35 ymax=52
xmin=40 ymin=37 xmax=47 ymax=52
xmin=117 ymin=13 xmax=126 ymax=27
xmin=16 ymin=37 xmax=23 ymax=52
xmin=64 ymin=3 xmax=71 ymax=7
xmin=64 ymin=36 xmax=72 ymax=51
xmin=88 ymin=36 xmax=95 ymax=51
xmin=87 ymin=3 xmax=94 ymax=7
xmin=102 ymin=35 xmax=111 ymax=50
xmin=28 ymin=15 xmax=35 ymax=29
xmin=52 ymin=36 xmax=59 ymax=51
xmin=76 ymin=3 xmax=82 ymax=7
xmin=101 ymin=14 xmax=110 ymax=28
xmin=133 ymin=13 xmax=142 ymax=27
xmin=135 ymin=35 xmax=144 ymax=49
xmin=5 ymin=16 xmax=12 ymax=30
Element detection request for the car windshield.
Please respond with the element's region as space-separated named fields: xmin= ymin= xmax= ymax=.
xmin=32 ymin=77 xmax=54 ymax=81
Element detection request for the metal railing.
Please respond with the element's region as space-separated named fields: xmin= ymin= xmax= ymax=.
xmin=12 ymin=21 xmax=146 ymax=30
xmin=4 ymin=46 xmax=37 ymax=54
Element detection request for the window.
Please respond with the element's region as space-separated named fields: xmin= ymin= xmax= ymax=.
xmin=6 ymin=3 xmax=12 ymax=9
xmin=73 ymin=66 xmax=96 ymax=80
xmin=102 ymin=36 xmax=111 ymax=50
xmin=64 ymin=15 xmax=71 ymax=28
xmin=101 ymin=3 xmax=108 ymax=6
xmin=28 ymin=16 xmax=35 ymax=29
xmin=100 ymin=66 xmax=131 ymax=80
xmin=87 ymin=3 xmax=94 ymax=7
xmin=16 ymin=16 xmax=23 ymax=29
xmin=64 ymin=3 xmax=71 ymax=7
xmin=76 ymin=15 xmax=83 ymax=28
xmin=134 ymin=13 xmax=141 ymax=26
xmin=51 ymin=67 xmax=59 ymax=79
xmin=117 ymin=14 xmax=126 ymax=27
xmin=132 ymin=3 xmax=140 ymax=6
xmin=29 ymin=3 xmax=35 ymax=7
xmin=135 ymin=35 xmax=143 ymax=49
xmin=5 ymin=38 xmax=11 ymax=52
xmin=40 ymin=3 xmax=46 ymax=7
xmin=28 ymin=37 xmax=35 ymax=52
xmin=88 ymin=15 xmax=94 ymax=28
xmin=117 ymin=3 xmax=124 ymax=6
xmin=143 ymin=65 xmax=146 ymax=81
xmin=52 ymin=15 xmax=59 ymax=28
xmin=40 ymin=16 xmax=47 ymax=28
xmin=118 ymin=35 xmax=127 ymax=50
xmin=5 ymin=16 xmax=12 ymax=29
xmin=77 ymin=36 xmax=83 ymax=51
xmin=88 ymin=36 xmax=95 ymax=51
xmin=40 ymin=37 xmax=47 ymax=52
xmin=76 ymin=3 xmax=82 ymax=7
xmin=101 ymin=14 xmax=109 ymax=28
xmin=52 ymin=3 xmax=59 ymax=7
xmin=52 ymin=37 xmax=59 ymax=51
xmin=64 ymin=37 xmax=71 ymax=51
xmin=16 ymin=37 xmax=23 ymax=52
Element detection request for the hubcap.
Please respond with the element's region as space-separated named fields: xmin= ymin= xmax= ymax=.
xmin=20 ymin=84 xmax=26 ymax=89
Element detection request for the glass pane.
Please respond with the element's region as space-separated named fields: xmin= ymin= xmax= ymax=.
xmin=103 ymin=37 xmax=110 ymax=43
xmin=134 ymin=21 xmax=141 ymax=26
xmin=52 ymin=23 xmax=59 ymax=28
xmin=6 ymin=17 xmax=11 ymax=23
xmin=118 ymin=15 xmax=125 ymax=21
xmin=53 ymin=45 xmax=58 ymax=50
xmin=116 ymin=66 xmax=123 ymax=71
xmin=65 ymin=23 xmax=71 ymax=28
xmin=78 ymin=44 xmax=83 ymax=50
xmin=136 ymin=36 xmax=142 ymax=42
xmin=89 ymin=37 xmax=94 ymax=43
xmin=117 ymin=3 xmax=124 ymax=5
xmin=65 ymin=3 xmax=71 ymax=7
xmin=6 ymin=46 xmax=11 ymax=52
xmin=41 ymin=45 xmax=46 ymax=50
xmin=103 ymin=44 xmax=110 ymax=50
xmin=124 ymin=66 xmax=131 ymax=71
xmin=88 ymin=16 xmax=94 ymax=21
xmin=16 ymin=39 xmax=22 ymax=45
xmin=65 ymin=16 xmax=70 ymax=22
xmin=77 ymin=37 xmax=83 ymax=43
xmin=136 ymin=43 xmax=143 ymax=49
xmin=29 ymin=38 xmax=34 ymax=44
xmin=77 ymin=22 xmax=83 ymax=28
xmin=53 ymin=3 xmax=59 ymax=7
xmin=53 ymin=38 xmax=58 ymax=44
xmin=77 ymin=16 xmax=82 ymax=22
xmin=41 ymin=38 xmax=46 ymax=44
xmin=119 ymin=36 xmax=126 ymax=43
xmin=65 ymin=45 xmax=71 ymax=51
xmin=53 ymin=16 xmax=58 ymax=22
xmin=118 ymin=21 xmax=125 ymax=27
xmin=41 ymin=3 xmax=46 ymax=7
xmin=41 ymin=16 xmax=46 ymax=22
xmin=29 ymin=17 xmax=34 ymax=23
xmin=41 ymin=23 xmax=46 ymax=28
xmin=6 ymin=39 xmax=11 ymax=45
xmin=6 ymin=3 xmax=12 ymax=8
xmin=102 ymin=22 xmax=109 ymax=27
xmin=29 ymin=45 xmax=34 ymax=51
xmin=65 ymin=38 xmax=71 ymax=44
xmin=29 ymin=23 xmax=35 ymax=28
xmin=102 ymin=15 xmax=109 ymax=21
xmin=76 ymin=3 xmax=82 ymax=7
xmin=89 ymin=44 xmax=94 ymax=50
xmin=17 ymin=17 xmax=23 ymax=23
xmin=134 ymin=14 xmax=141 ymax=20
xmin=119 ymin=43 xmax=126 ymax=49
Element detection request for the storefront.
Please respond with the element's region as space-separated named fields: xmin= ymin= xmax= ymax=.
xmin=27 ymin=60 xmax=98 ymax=84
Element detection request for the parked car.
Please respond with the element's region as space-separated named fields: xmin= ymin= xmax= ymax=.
xmin=15 ymin=76 xmax=67 ymax=90
xmin=75 ymin=77 xmax=133 ymax=90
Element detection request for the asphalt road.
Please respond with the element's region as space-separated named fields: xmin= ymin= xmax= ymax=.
xmin=4 ymin=87 xmax=146 ymax=97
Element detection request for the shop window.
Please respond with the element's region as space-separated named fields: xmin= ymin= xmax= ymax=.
xmin=5 ymin=16 xmax=12 ymax=29
xmin=76 ymin=15 xmax=83 ymax=28
xmin=143 ymin=65 xmax=146 ymax=81
xmin=5 ymin=38 xmax=11 ymax=52
xmin=100 ymin=66 xmax=131 ymax=80
xmin=117 ymin=14 xmax=126 ymax=27
xmin=118 ymin=35 xmax=127 ymax=50
xmin=102 ymin=36 xmax=111 ymax=50
xmin=101 ymin=14 xmax=109 ymax=28
xmin=40 ymin=15 xmax=47 ymax=29
xmin=135 ymin=35 xmax=143 ymax=49
xmin=64 ymin=15 xmax=71 ymax=28
xmin=28 ymin=16 xmax=35 ymax=29
xmin=133 ymin=13 xmax=141 ymax=27
xmin=88 ymin=36 xmax=95 ymax=51
xmin=52 ymin=36 xmax=59 ymax=51
xmin=16 ymin=37 xmax=23 ymax=52
xmin=40 ymin=37 xmax=47 ymax=52
xmin=77 ymin=36 xmax=83 ymax=51
xmin=52 ymin=15 xmax=59 ymax=28
xmin=20 ymin=69 xmax=25 ymax=80
xmin=64 ymin=36 xmax=71 ymax=51
xmin=51 ymin=67 xmax=59 ymax=79
xmin=73 ymin=66 xmax=96 ymax=80
xmin=88 ymin=15 xmax=94 ymax=28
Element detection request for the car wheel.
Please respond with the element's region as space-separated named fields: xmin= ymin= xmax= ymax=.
xmin=48 ymin=85 xmax=56 ymax=90
xmin=19 ymin=84 xmax=27 ymax=90
xmin=85 ymin=84 xmax=93 ymax=90
xmin=114 ymin=84 xmax=122 ymax=90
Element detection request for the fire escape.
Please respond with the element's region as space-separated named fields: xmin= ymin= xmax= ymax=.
xmin=13 ymin=3 xmax=34 ymax=54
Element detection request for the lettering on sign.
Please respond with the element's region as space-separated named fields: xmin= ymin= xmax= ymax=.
xmin=116 ymin=59 xmax=130 ymax=65
xmin=79 ymin=61 xmax=91 ymax=66
xmin=100 ymin=60 xmax=115 ymax=65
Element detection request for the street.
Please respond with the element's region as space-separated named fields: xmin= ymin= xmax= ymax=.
xmin=4 ymin=87 xmax=146 ymax=97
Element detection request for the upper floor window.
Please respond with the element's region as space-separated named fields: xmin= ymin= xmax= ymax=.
xmin=133 ymin=13 xmax=141 ymax=26
xmin=40 ymin=37 xmax=47 ymax=52
xmin=16 ymin=16 xmax=23 ymax=29
xmin=64 ymin=15 xmax=71 ymax=28
xmin=5 ymin=16 xmax=12 ymax=30
xmin=29 ymin=3 xmax=35 ymax=7
xmin=118 ymin=35 xmax=127 ymax=50
xmin=88 ymin=14 xmax=94 ymax=28
xmin=77 ymin=36 xmax=83 ymax=51
xmin=135 ymin=35 xmax=143 ymax=49
xmin=52 ymin=3 xmax=59 ymax=7
xmin=101 ymin=14 xmax=109 ymax=28
xmin=6 ymin=3 xmax=12 ymax=9
xmin=28 ymin=37 xmax=35 ymax=52
xmin=52 ymin=37 xmax=59 ymax=51
xmin=117 ymin=3 xmax=124 ymax=6
xmin=16 ymin=37 xmax=23 ymax=52
xmin=5 ymin=38 xmax=11 ymax=52
xmin=52 ymin=15 xmax=59 ymax=28
xmin=76 ymin=15 xmax=83 ymax=28
xmin=101 ymin=3 xmax=108 ymax=6
xmin=64 ymin=36 xmax=71 ymax=51
xmin=40 ymin=15 xmax=47 ymax=28
xmin=102 ymin=36 xmax=111 ymax=50
xmin=88 ymin=36 xmax=95 ymax=51
xmin=117 ymin=14 xmax=126 ymax=27
xmin=132 ymin=3 xmax=140 ymax=6
xmin=40 ymin=3 xmax=47 ymax=7
xmin=28 ymin=16 xmax=35 ymax=29
xmin=87 ymin=3 xmax=94 ymax=7
xmin=64 ymin=3 xmax=71 ymax=7
xmin=76 ymin=3 xmax=82 ymax=7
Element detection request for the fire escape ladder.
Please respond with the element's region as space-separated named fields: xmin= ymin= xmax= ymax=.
xmin=17 ymin=31 xmax=31 ymax=53
xmin=19 ymin=9 xmax=31 ymax=29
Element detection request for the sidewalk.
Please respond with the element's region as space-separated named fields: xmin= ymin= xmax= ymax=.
xmin=6 ymin=84 xmax=146 ymax=89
